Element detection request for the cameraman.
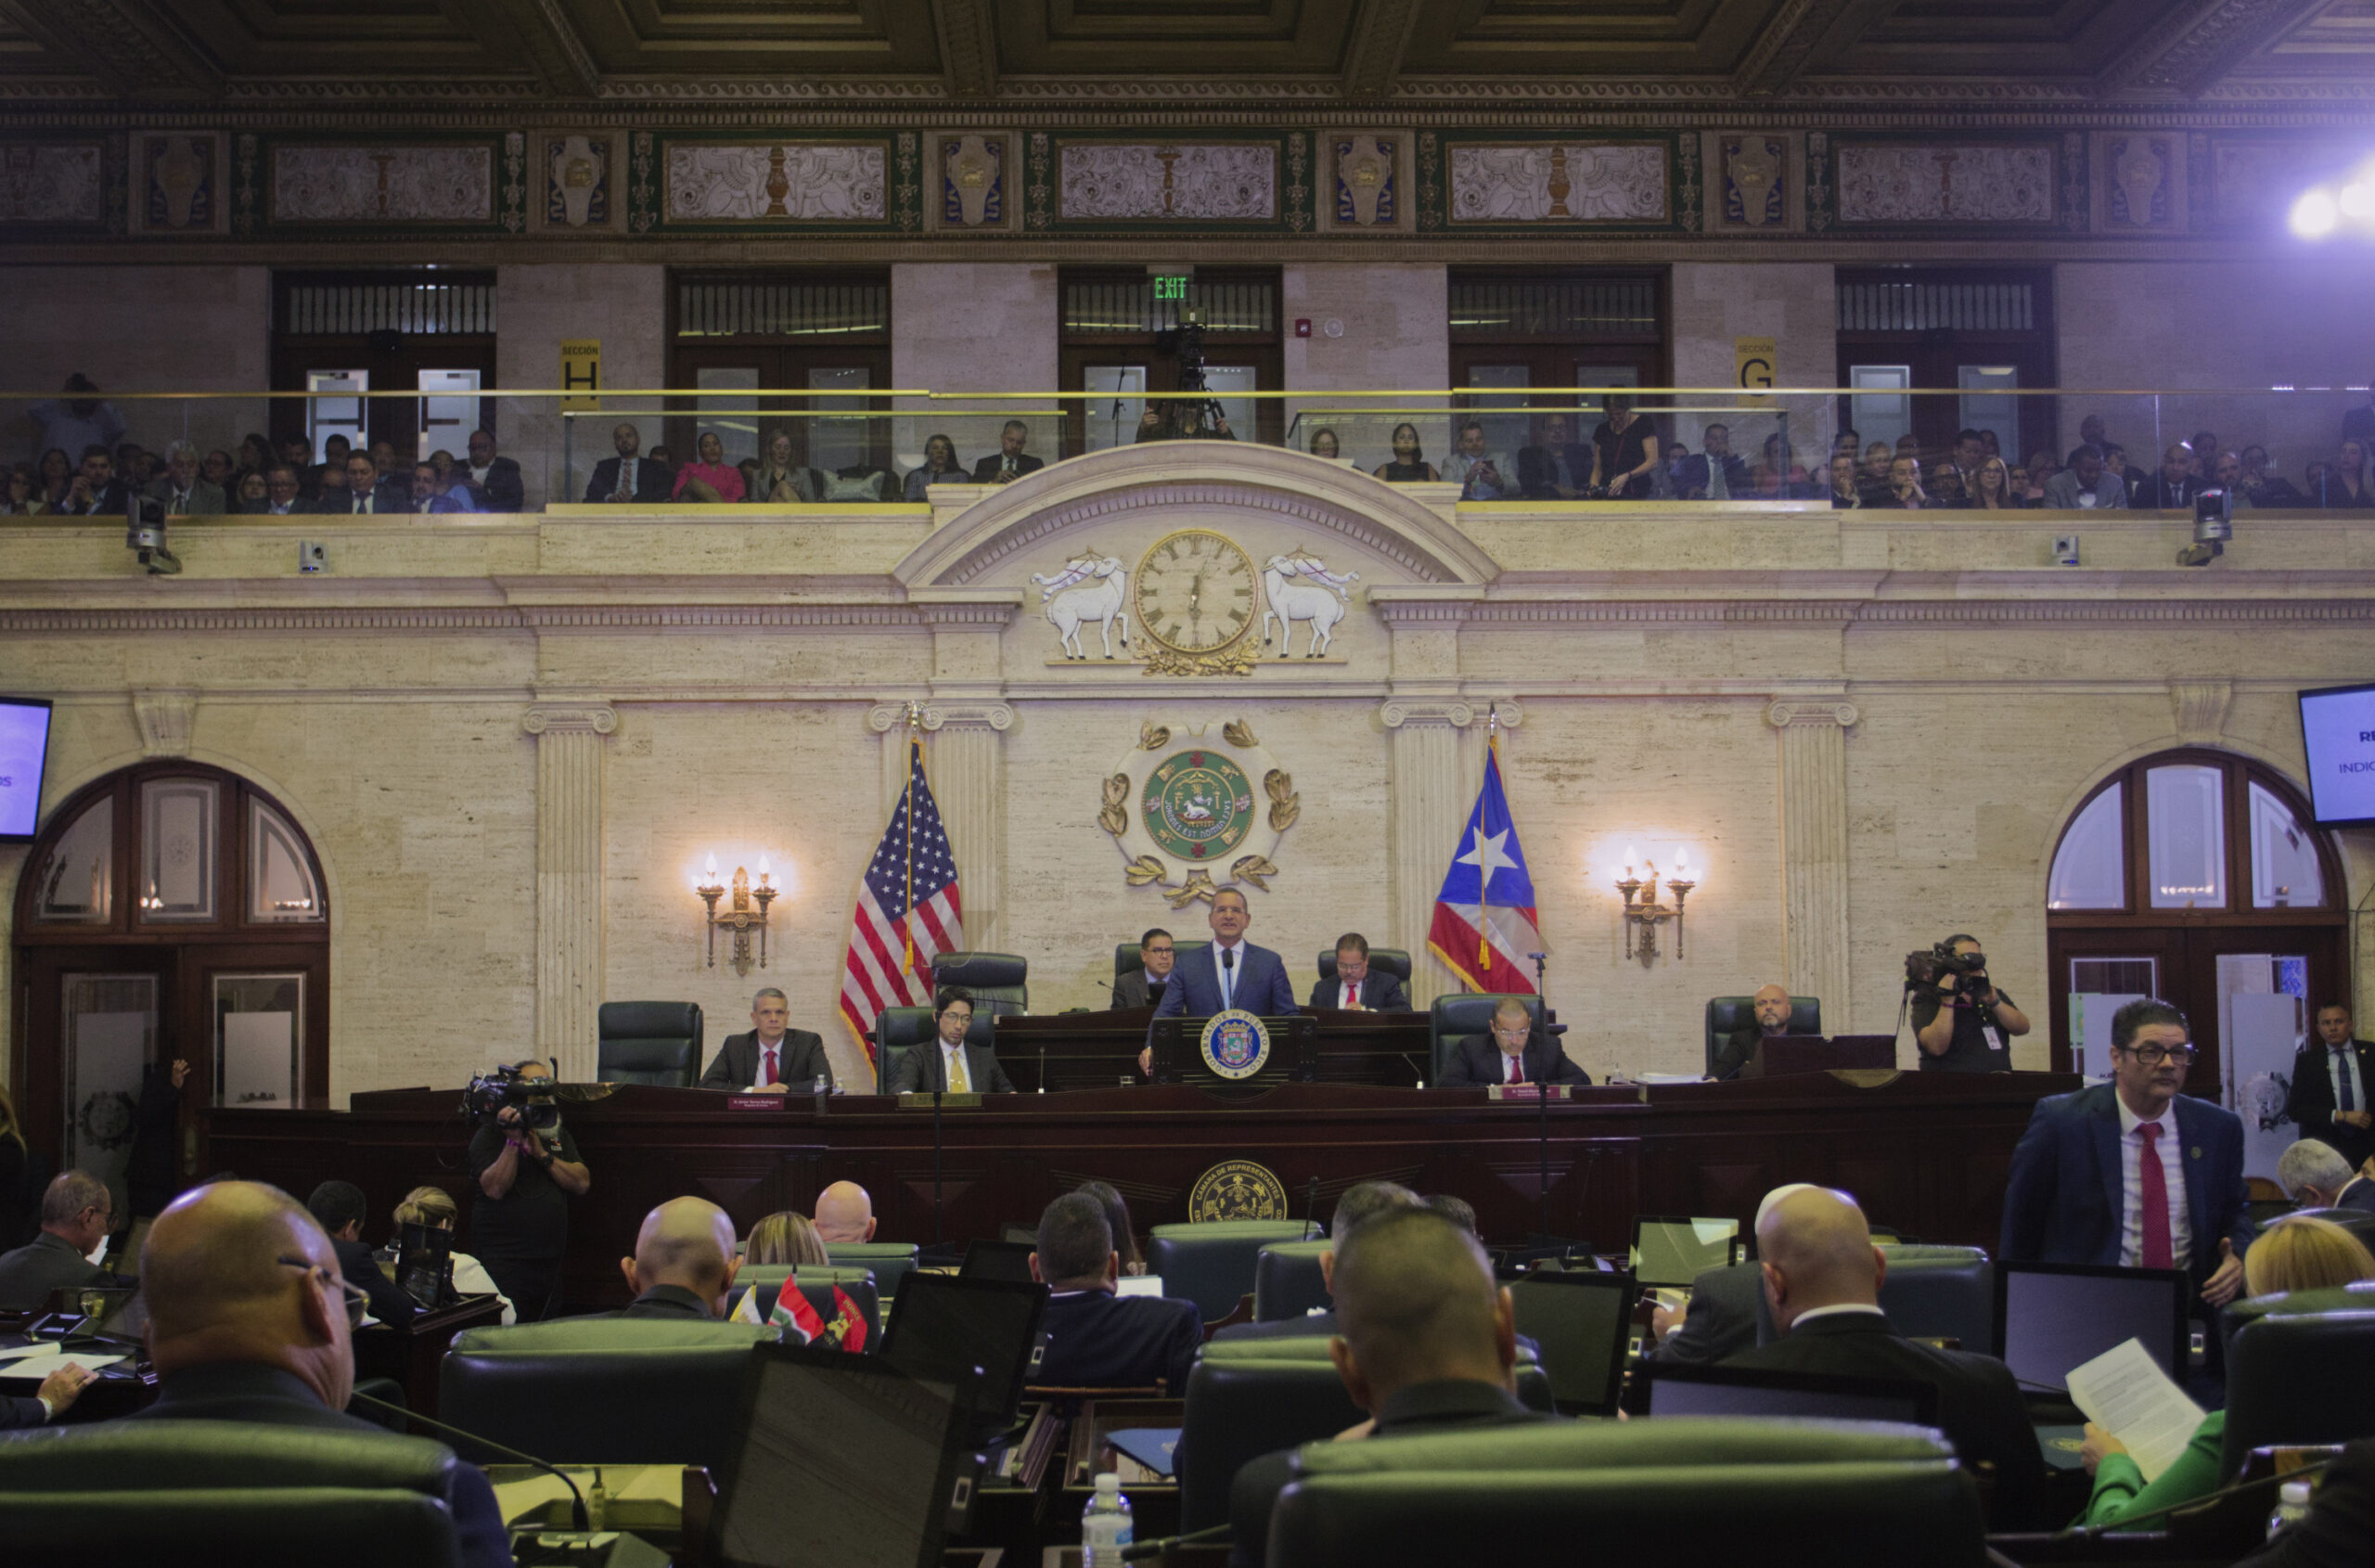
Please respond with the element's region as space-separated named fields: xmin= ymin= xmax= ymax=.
xmin=468 ymin=1058 xmax=589 ymax=1321
xmin=1912 ymin=933 xmax=2030 ymax=1073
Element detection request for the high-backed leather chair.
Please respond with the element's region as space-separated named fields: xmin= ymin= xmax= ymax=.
xmin=595 ymin=1000 xmax=704 ymax=1086
xmin=873 ymin=1004 xmax=996 ymax=1094
xmin=825 ymin=1242 xmax=919 ymax=1319
xmin=725 ymin=1266 xmax=879 ymax=1335
xmin=1265 ymin=1420 xmax=1982 ymax=1568
xmin=1178 ymin=1338 xmax=1554 ymax=1534
xmin=1875 ymin=1245 xmax=1993 ymax=1350
xmin=1315 ymin=949 xmax=1414 ymax=986
xmin=931 ymin=952 xmax=1028 ymax=1017
xmin=2217 ymin=1279 xmax=2375 ymax=1359
xmin=1117 ymin=941 xmax=1211 ymax=985
xmin=0 ymin=1421 xmax=469 ymax=1568
xmin=1149 ymin=1219 xmax=1317 ymax=1322
xmin=2292 ymin=1205 xmax=2375 ymax=1253
xmin=1252 ymin=1240 xmax=1331 ymax=1322
xmin=1703 ymin=996 xmax=1820 ymax=1077
xmin=1428 ymin=994 xmax=1544 ymax=1085
xmin=2218 ymin=1308 xmax=2375 ymax=1478
xmin=441 ymin=1317 xmax=771 ymax=1471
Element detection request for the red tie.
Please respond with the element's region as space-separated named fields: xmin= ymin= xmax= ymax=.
xmin=2138 ymin=1122 xmax=2175 ymax=1270
xmin=764 ymin=1047 xmax=779 ymax=1086
xmin=1509 ymin=1053 xmax=1525 ymax=1086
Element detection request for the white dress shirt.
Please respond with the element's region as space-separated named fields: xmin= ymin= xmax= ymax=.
xmin=1789 ymin=1303 xmax=1888 ymax=1329
xmin=751 ymin=1034 xmax=785 ymax=1089
xmin=2115 ymin=1094 xmax=2190 ymax=1268
xmin=614 ymin=456 xmax=637 ymax=499
xmin=1212 ymin=940 xmax=1243 ymax=1010
xmin=1339 ymin=980 xmax=1362 ymax=1009
xmin=1499 ymin=1047 xmax=1528 ymax=1085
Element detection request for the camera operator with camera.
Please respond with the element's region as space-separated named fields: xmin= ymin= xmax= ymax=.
xmin=1908 ymin=933 xmax=2031 ymax=1073
xmin=466 ymin=1059 xmax=589 ymax=1321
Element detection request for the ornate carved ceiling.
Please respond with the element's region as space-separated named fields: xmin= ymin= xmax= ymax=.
xmin=0 ymin=0 xmax=2362 ymax=105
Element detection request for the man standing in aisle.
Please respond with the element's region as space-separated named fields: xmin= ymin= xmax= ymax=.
xmin=468 ymin=1059 xmax=590 ymax=1321
xmin=2285 ymin=1003 xmax=2375 ymax=1173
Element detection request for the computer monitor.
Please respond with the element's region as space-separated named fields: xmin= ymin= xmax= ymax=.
xmin=879 ymin=1273 xmax=1048 ymax=1444
xmin=957 ymin=1238 xmax=1036 ymax=1283
xmin=1641 ymin=1363 xmax=1941 ymax=1427
xmin=713 ymin=1342 xmax=971 ymax=1568
xmin=1115 ymin=1274 xmax=1166 ymax=1298
xmin=1630 ymin=1215 xmax=1740 ymax=1288
xmin=0 ymin=698 xmax=52 ymax=842
xmin=1994 ymin=1261 xmax=2189 ymax=1394
xmin=1506 ymin=1269 xmax=1635 ymax=1415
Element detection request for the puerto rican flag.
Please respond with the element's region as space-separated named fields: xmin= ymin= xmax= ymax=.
xmin=837 ymin=736 xmax=962 ymax=1060
xmin=1427 ymin=743 xmax=1542 ymax=995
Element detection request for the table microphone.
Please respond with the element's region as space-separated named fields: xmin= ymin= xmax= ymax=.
xmin=346 ymin=1388 xmax=590 ymax=1530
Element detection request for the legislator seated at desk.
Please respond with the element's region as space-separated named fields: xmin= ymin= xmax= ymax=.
xmin=702 ymin=985 xmax=833 ymax=1093
xmin=1439 ymin=997 xmax=1590 ymax=1088
xmin=1031 ymin=1191 xmax=1200 ymax=1392
xmin=1712 ymin=983 xmax=1812 ymax=1081
xmin=0 ymin=1171 xmax=117 ymax=1310
xmin=1111 ymin=926 xmax=1186 ymax=1010
xmin=887 ymin=987 xmax=1016 ymax=1095
xmin=306 ymin=1180 xmax=417 ymax=1328
xmin=605 ymin=1196 xmax=741 ymax=1321
xmin=1306 ymin=933 xmax=1411 ymax=1012
xmin=1150 ymin=889 xmax=1299 ymax=1028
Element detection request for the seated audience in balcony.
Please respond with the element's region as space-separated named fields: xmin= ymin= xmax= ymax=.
xmin=904 ymin=432 xmax=969 ymax=499
xmin=1832 ymin=428 xmax=1862 ymax=465
xmin=2075 ymin=413 xmax=2112 ymax=457
xmin=1951 ymin=430 xmax=1987 ymax=495
xmin=35 ymin=447 xmax=72 ymax=508
xmin=971 ymin=420 xmax=1044 ymax=483
xmin=2 ymin=464 xmax=44 ymax=516
xmin=1827 ymin=453 xmax=1865 ymax=508
xmin=1588 ymin=396 xmax=1660 ymax=499
xmin=744 ymin=1209 xmax=830 ymax=1268
xmin=2043 ymin=444 xmax=2125 ymax=509
xmin=410 ymin=461 xmax=479 ymax=514
xmin=368 ymin=440 xmax=402 ymax=482
xmin=228 ymin=472 xmax=266 ymax=513
xmin=1969 ymin=456 xmax=2020 ymax=510
xmin=428 ymin=448 xmax=456 ymax=486
xmin=1881 ymin=455 xmax=1931 ymax=508
xmin=1926 ymin=461 xmax=1970 ymax=508
xmin=747 ymin=431 xmax=818 ymax=504
xmin=311 ymin=450 xmax=405 ymax=515
xmin=2129 ymin=443 xmax=2205 ymax=509
xmin=30 ymin=374 xmax=126 ymax=467
xmin=1674 ymin=423 xmax=1750 ymax=501
xmin=2240 ymin=445 xmax=2304 ymax=507
xmin=1980 ymin=430 xmax=2003 ymax=460
xmin=2315 ymin=440 xmax=2374 ymax=508
xmin=1754 ymin=435 xmax=1812 ymax=499
xmin=463 ymin=430 xmax=525 ymax=512
xmin=584 ymin=422 xmax=672 ymax=504
xmin=54 ymin=444 xmax=132 ymax=517
xmin=238 ymin=433 xmax=275 ymax=479
xmin=248 ymin=465 xmax=304 ymax=515
xmin=2209 ymin=451 xmax=2254 ymax=509
xmin=148 ymin=441 xmax=225 ymax=517
xmin=1372 ymin=422 xmax=1438 ymax=483
xmin=199 ymin=448 xmax=237 ymax=495
xmin=1858 ymin=442 xmax=1894 ymax=495
xmin=1136 ymin=402 xmax=1235 ymax=443
xmin=673 ymin=431 xmax=746 ymax=504
xmin=1306 ymin=427 xmax=1341 ymax=460
xmin=1517 ymin=412 xmax=1591 ymax=499
xmin=308 ymin=434 xmax=350 ymax=497
xmin=2186 ymin=431 xmax=2218 ymax=477
xmin=2099 ymin=443 xmax=2130 ymax=485
xmin=1444 ymin=420 xmax=1514 ymax=500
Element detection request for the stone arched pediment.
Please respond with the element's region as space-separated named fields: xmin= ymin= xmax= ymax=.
xmin=892 ymin=443 xmax=1501 ymax=591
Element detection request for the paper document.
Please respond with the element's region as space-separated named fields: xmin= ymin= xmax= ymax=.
xmin=0 ymin=1351 xmax=122 ymax=1381
xmin=2064 ymin=1337 xmax=2207 ymax=1484
xmin=0 ymin=1343 xmax=62 ymax=1363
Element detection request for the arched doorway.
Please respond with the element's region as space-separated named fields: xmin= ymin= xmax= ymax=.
xmin=12 ymin=763 xmax=328 ymax=1210
xmin=2045 ymin=749 xmax=2343 ymax=1172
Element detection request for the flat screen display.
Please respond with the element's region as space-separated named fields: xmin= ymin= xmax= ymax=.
xmin=1996 ymin=1262 xmax=2187 ymax=1394
xmin=0 ymin=699 xmax=53 ymax=842
xmin=2298 ymin=683 xmax=2375 ymax=826
xmin=1630 ymin=1216 xmax=1740 ymax=1288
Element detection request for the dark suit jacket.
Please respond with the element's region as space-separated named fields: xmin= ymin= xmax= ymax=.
xmin=1 ymin=1391 xmax=45 ymax=1429
xmin=1714 ymin=1022 xmax=1783 ymax=1082
xmin=307 ymin=480 xmax=411 ymax=515
xmin=332 ymin=1236 xmax=417 ymax=1327
xmin=1646 ymin=1260 xmax=1771 ymax=1365
xmin=145 ymin=478 xmax=227 ymax=515
xmin=1110 ymin=969 xmax=1169 ymax=1010
xmin=619 ymin=1283 xmax=715 ymax=1320
xmin=1516 ymin=442 xmax=1592 ymax=497
xmin=969 ymin=452 xmax=1045 ymax=483
xmin=2337 ymin=1176 xmax=2375 ymax=1215
xmin=1212 ymin=1306 xmax=1543 ymax=1362
xmin=470 ymin=456 xmax=526 ymax=512
xmin=1305 ymin=970 xmax=1411 ymax=1012
xmin=1999 ymin=1083 xmax=2254 ymax=1286
xmin=1037 ymin=1288 xmax=1202 ymax=1392
xmin=2286 ymin=1038 xmax=2375 ymax=1169
xmin=1673 ymin=453 xmax=1752 ymax=500
xmin=1151 ymin=941 xmax=1298 ymax=1030
xmin=584 ymin=455 xmax=674 ymax=504
xmin=58 ymin=479 xmax=133 ymax=517
xmin=702 ymin=1029 xmax=833 ymax=1091
xmin=0 ymin=1230 xmax=109 ymax=1310
xmin=1723 ymin=1309 xmax=2047 ymax=1529
xmin=2129 ymin=472 xmax=2202 ymax=510
xmin=1439 ymin=1028 xmax=1590 ymax=1088
xmin=122 ymin=1361 xmax=511 ymax=1568
xmin=888 ymin=1038 xmax=1017 ymax=1096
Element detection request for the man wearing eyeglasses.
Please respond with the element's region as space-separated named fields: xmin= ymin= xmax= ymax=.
xmin=122 ymin=1180 xmax=512 ymax=1568
xmin=2000 ymin=998 xmax=2253 ymax=1309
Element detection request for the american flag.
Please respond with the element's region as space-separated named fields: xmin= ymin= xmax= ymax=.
xmin=838 ymin=736 xmax=964 ymax=1060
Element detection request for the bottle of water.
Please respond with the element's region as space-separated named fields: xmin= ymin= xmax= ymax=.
xmin=2267 ymin=1478 xmax=2312 ymax=1539
xmin=1083 ymin=1472 xmax=1134 ymax=1568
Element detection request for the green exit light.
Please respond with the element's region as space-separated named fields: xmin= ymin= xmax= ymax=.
xmin=1151 ymin=275 xmax=1190 ymax=302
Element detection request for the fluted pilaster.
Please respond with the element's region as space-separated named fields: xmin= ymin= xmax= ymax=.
xmin=1382 ymin=697 xmax=1523 ymax=1004
xmin=523 ymin=703 xmax=616 ymax=1080
xmin=1765 ymin=698 xmax=1858 ymax=1028
xmin=868 ymin=700 xmax=1014 ymax=953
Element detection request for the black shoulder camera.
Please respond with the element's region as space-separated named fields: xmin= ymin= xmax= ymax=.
xmin=462 ymin=1063 xmax=558 ymax=1130
xmin=1904 ymin=942 xmax=1987 ymax=990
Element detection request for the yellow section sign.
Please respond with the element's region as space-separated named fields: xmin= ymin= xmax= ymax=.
xmin=1734 ymin=336 xmax=1776 ymax=408
xmin=559 ymin=339 xmax=601 ymax=410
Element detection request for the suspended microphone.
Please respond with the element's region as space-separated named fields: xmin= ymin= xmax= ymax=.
xmin=346 ymin=1388 xmax=590 ymax=1530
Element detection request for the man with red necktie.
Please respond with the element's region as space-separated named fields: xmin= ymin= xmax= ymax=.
xmin=1439 ymin=996 xmax=1590 ymax=1088
xmin=701 ymin=987 xmax=835 ymax=1094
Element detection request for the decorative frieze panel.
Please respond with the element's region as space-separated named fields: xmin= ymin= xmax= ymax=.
xmin=2200 ymin=135 xmax=2363 ymax=230
xmin=1026 ymin=133 xmax=1309 ymax=232
xmin=1717 ymin=134 xmax=1787 ymax=231
xmin=938 ymin=134 xmax=1006 ymax=229
xmin=239 ymin=135 xmax=522 ymax=235
xmin=0 ymin=139 xmax=115 ymax=233
xmin=538 ymin=133 xmax=616 ymax=232
xmin=132 ymin=133 xmax=224 ymax=236
xmin=1423 ymin=133 xmax=1689 ymax=232
xmin=1812 ymin=134 xmax=2081 ymax=233
xmin=632 ymin=134 xmax=918 ymax=232
xmin=1332 ymin=135 xmax=1397 ymax=228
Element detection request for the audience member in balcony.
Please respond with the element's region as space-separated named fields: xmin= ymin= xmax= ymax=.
xmin=1951 ymin=430 xmax=1987 ymax=495
xmin=1 ymin=463 xmax=44 ymax=516
xmin=2099 ymin=443 xmax=2130 ymax=484
xmin=428 ymin=448 xmax=456 ymax=485
xmin=410 ymin=461 xmax=479 ymax=514
xmin=2075 ymin=413 xmax=2111 ymax=458
xmin=1674 ymin=423 xmax=1750 ymax=501
xmin=747 ymin=431 xmax=819 ymax=504
xmin=312 ymin=450 xmax=405 ymax=515
xmin=275 ymin=437 xmax=318 ymax=500
xmin=463 ymin=429 xmax=524 ymax=512
xmin=35 ymin=447 xmax=71 ymax=508
xmin=238 ymin=433 xmax=275 ymax=478
xmin=1306 ymin=427 xmax=1341 ymax=461
xmin=1372 ymin=422 xmax=1438 ymax=483
xmin=117 ymin=441 xmax=157 ymax=487
xmin=2209 ymin=451 xmax=2254 ymax=511
xmin=583 ymin=421 xmax=671 ymax=505
xmin=904 ymin=433 xmax=969 ymax=500
xmin=971 ymin=420 xmax=1044 ymax=483
xmin=1827 ymin=453 xmax=1864 ymax=509
xmin=1588 ymin=396 xmax=1660 ymax=499
xmin=310 ymin=434 xmax=350 ymax=495
xmin=1880 ymin=455 xmax=1931 ymax=509
xmin=55 ymin=444 xmax=132 ymax=517
xmin=2129 ymin=443 xmax=2205 ymax=509
xmin=647 ymin=445 xmax=674 ymax=469
xmin=367 ymin=440 xmax=401 ymax=482
xmin=199 ymin=448 xmax=236 ymax=495
xmin=249 ymin=466 xmax=303 ymax=515
xmin=231 ymin=470 xmax=269 ymax=512
xmin=28 ymin=374 xmax=125 ymax=467
xmin=1926 ymin=461 xmax=1970 ymax=508
xmin=1444 ymin=419 xmax=1513 ymax=500
xmin=2315 ymin=440 xmax=2374 ymax=508
xmin=1754 ymin=434 xmax=1812 ymax=499
xmin=1832 ymin=428 xmax=1862 ymax=465
xmin=2186 ymin=431 xmax=2217 ymax=477
xmin=1517 ymin=412 xmax=1591 ymax=499
xmin=1969 ymin=456 xmax=2021 ymax=511
xmin=148 ymin=441 xmax=225 ymax=517
xmin=1980 ymin=430 xmax=2003 ymax=461
xmin=673 ymin=430 xmax=747 ymax=504
xmin=2237 ymin=446 xmax=2301 ymax=507
xmin=1857 ymin=443 xmax=1894 ymax=502
xmin=2043 ymin=444 xmax=2125 ymax=509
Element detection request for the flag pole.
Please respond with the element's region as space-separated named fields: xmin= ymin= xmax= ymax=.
xmin=903 ymin=700 xmax=921 ymax=975
xmin=1477 ymin=703 xmax=1499 ymax=983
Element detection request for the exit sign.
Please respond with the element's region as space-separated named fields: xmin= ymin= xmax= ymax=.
xmin=1151 ymin=275 xmax=1190 ymax=302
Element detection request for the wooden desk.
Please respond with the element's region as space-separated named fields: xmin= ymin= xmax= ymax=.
xmin=351 ymin=1293 xmax=505 ymax=1419
xmin=994 ymin=1009 xmax=1434 ymax=1092
xmin=206 ymin=1070 xmax=2071 ymax=1314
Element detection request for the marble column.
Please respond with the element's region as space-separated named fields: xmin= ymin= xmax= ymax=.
xmin=523 ymin=702 xmax=617 ymax=1080
xmin=1765 ymin=698 xmax=1858 ymax=1029
xmin=1377 ymin=594 xmax=1491 ymax=1005
xmin=867 ymin=700 xmax=1015 ymax=955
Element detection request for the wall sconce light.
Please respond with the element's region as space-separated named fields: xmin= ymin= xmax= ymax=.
xmin=695 ymin=852 xmax=777 ymax=976
xmin=1614 ymin=844 xmax=1696 ymax=965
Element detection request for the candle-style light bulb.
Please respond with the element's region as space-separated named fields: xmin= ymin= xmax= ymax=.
xmin=704 ymin=853 xmax=718 ymax=877
xmin=758 ymin=854 xmax=773 ymax=886
xmin=1623 ymin=844 xmax=1637 ymax=875
xmin=1675 ymin=849 xmax=1690 ymax=875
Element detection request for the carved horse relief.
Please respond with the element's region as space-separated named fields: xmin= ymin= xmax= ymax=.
xmin=1033 ymin=554 xmax=1131 ymax=660
xmin=1260 ymin=553 xmax=1358 ymax=658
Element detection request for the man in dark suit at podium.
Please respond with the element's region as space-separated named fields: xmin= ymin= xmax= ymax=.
xmin=1306 ymin=932 xmax=1410 ymax=1011
xmin=1151 ymin=889 xmax=1295 ymax=1026
xmin=1439 ymin=997 xmax=1590 ymax=1087
xmin=702 ymin=986 xmax=833 ymax=1093
xmin=889 ymin=987 xmax=1016 ymax=1095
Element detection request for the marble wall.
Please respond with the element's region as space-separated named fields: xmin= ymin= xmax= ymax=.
xmin=890 ymin=262 xmax=1059 ymax=470
xmin=1281 ymin=263 xmax=1451 ymax=466
xmin=495 ymin=263 xmax=669 ymax=510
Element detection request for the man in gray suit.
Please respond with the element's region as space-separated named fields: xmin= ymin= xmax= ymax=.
xmin=700 ymin=987 xmax=833 ymax=1093
xmin=1111 ymin=927 xmax=1177 ymax=1010
xmin=0 ymin=1170 xmax=116 ymax=1310
xmin=145 ymin=441 xmax=226 ymax=517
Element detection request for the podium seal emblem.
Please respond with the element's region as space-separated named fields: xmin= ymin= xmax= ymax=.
xmin=1199 ymin=1009 xmax=1272 ymax=1081
xmin=1189 ymin=1158 xmax=1291 ymax=1222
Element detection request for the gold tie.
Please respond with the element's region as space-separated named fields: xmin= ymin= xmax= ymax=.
xmin=947 ymin=1046 xmax=969 ymax=1093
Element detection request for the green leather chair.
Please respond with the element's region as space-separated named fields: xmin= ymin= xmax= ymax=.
xmin=2219 ymin=1307 xmax=2375 ymax=1478
xmin=931 ymin=952 xmax=1029 ymax=1016
xmin=725 ymin=1265 xmax=879 ymax=1336
xmin=1252 ymin=1239 xmax=1332 ymax=1322
xmin=595 ymin=1000 xmax=704 ymax=1086
xmin=1703 ymin=995 xmax=1821 ymax=1077
xmin=443 ymin=1317 xmax=773 ymax=1471
xmin=1116 ymin=941 xmax=1211 ymax=984
xmin=1314 ymin=948 xmax=1414 ymax=986
xmin=872 ymin=1004 xmax=996 ymax=1094
xmin=1427 ymin=993 xmax=1545 ymax=1085
xmin=1149 ymin=1218 xmax=1319 ymax=1322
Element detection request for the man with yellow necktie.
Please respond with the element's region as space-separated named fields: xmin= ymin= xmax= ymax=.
xmin=889 ymin=986 xmax=1016 ymax=1095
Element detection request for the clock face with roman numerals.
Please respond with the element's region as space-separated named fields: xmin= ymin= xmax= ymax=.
xmin=1134 ymin=529 xmax=1257 ymax=655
